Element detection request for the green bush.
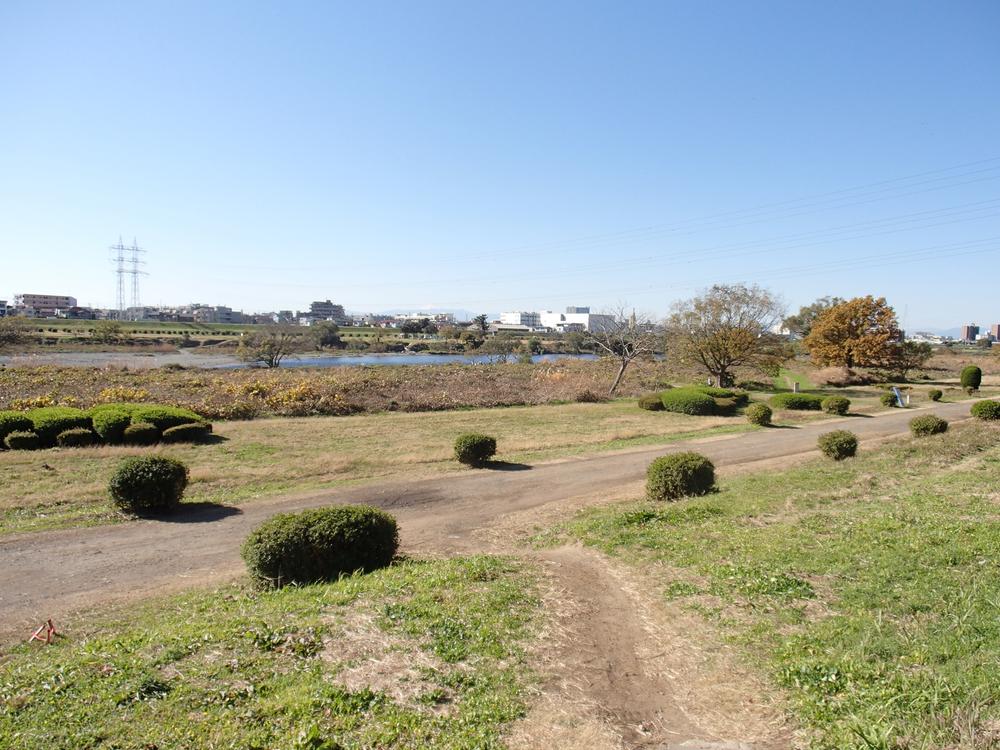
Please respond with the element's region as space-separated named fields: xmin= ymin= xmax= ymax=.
xmin=817 ymin=430 xmax=858 ymax=460
xmin=4 ymin=430 xmax=40 ymax=450
xmin=770 ymin=393 xmax=823 ymax=411
xmin=161 ymin=423 xmax=212 ymax=443
xmin=960 ymin=365 xmax=983 ymax=392
xmin=646 ymin=452 xmax=716 ymax=501
xmin=909 ymin=415 xmax=948 ymax=436
xmin=971 ymin=400 xmax=1000 ymax=420
xmin=26 ymin=406 xmax=91 ymax=446
xmin=241 ymin=505 xmax=399 ymax=588
xmin=638 ymin=393 xmax=665 ymax=411
xmin=927 ymin=389 xmax=943 ymax=402
xmin=660 ymin=388 xmax=717 ymax=416
xmin=745 ymin=402 xmax=772 ymax=426
xmin=821 ymin=396 xmax=851 ymax=415
xmin=694 ymin=386 xmax=750 ymax=407
xmin=109 ymin=456 xmax=189 ymax=514
xmin=454 ymin=433 xmax=497 ymax=466
xmin=0 ymin=411 xmax=34 ymax=446
xmin=90 ymin=406 xmax=133 ymax=443
xmin=880 ymin=391 xmax=901 ymax=407
xmin=123 ymin=422 xmax=160 ymax=445
xmin=56 ymin=427 xmax=98 ymax=447
xmin=129 ymin=405 xmax=206 ymax=431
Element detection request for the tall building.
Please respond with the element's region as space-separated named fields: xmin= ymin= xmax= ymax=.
xmin=960 ymin=324 xmax=980 ymax=342
xmin=13 ymin=293 xmax=78 ymax=317
xmin=990 ymin=323 xmax=1000 ymax=341
xmin=500 ymin=311 xmax=542 ymax=328
xmin=308 ymin=300 xmax=348 ymax=324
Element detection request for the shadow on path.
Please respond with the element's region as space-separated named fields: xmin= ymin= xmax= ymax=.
xmin=484 ymin=461 xmax=533 ymax=472
xmin=159 ymin=502 xmax=243 ymax=523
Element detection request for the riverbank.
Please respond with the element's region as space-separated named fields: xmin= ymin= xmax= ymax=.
xmin=0 ymin=358 xmax=665 ymax=419
xmin=0 ymin=349 xmax=598 ymax=370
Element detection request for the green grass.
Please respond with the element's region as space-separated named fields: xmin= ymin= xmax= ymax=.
xmin=0 ymin=555 xmax=538 ymax=750
xmin=565 ymin=420 xmax=1000 ymax=748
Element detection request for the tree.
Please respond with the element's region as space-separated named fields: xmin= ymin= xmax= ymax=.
xmin=0 ymin=316 xmax=29 ymax=352
xmin=803 ymin=296 xmax=901 ymax=369
xmin=91 ymin=320 xmax=126 ymax=345
xmin=664 ymin=284 xmax=788 ymax=387
xmin=587 ymin=306 xmax=660 ymax=395
xmin=307 ymin=321 xmax=343 ymax=350
xmin=237 ymin=325 xmax=303 ymax=368
xmin=479 ymin=334 xmax=519 ymax=363
xmin=472 ymin=314 xmax=489 ymax=334
xmin=782 ymin=296 xmax=845 ymax=339
xmin=883 ymin=341 xmax=933 ymax=381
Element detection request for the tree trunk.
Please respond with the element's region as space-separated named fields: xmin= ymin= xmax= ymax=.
xmin=609 ymin=360 xmax=628 ymax=396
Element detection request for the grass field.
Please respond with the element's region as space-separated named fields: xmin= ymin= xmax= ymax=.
xmin=0 ymin=399 xmax=750 ymax=536
xmin=564 ymin=419 xmax=1000 ymax=748
xmin=0 ymin=555 xmax=539 ymax=750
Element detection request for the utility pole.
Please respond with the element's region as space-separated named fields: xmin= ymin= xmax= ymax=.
xmin=110 ymin=236 xmax=127 ymax=320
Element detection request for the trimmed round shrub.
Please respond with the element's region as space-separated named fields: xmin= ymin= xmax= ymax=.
xmin=0 ymin=411 xmax=34 ymax=447
xmin=129 ymin=405 xmax=207 ymax=431
xmin=909 ymin=415 xmax=948 ymax=436
xmin=660 ymin=388 xmax=717 ymax=416
xmin=770 ymin=393 xmax=823 ymax=411
xmin=4 ymin=430 xmax=40 ymax=450
xmin=646 ymin=452 xmax=716 ymax=501
xmin=927 ymin=389 xmax=943 ymax=402
xmin=817 ymin=430 xmax=858 ymax=460
xmin=241 ymin=505 xmax=399 ymax=588
xmin=123 ymin=422 xmax=160 ymax=445
xmin=90 ymin=406 xmax=135 ymax=443
xmin=971 ymin=400 xmax=1000 ymax=421
xmin=821 ymin=396 xmax=851 ymax=415
xmin=694 ymin=386 xmax=750 ymax=407
xmin=960 ymin=365 xmax=983 ymax=392
xmin=56 ymin=427 xmax=98 ymax=447
xmin=454 ymin=433 xmax=497 ymax=466
xmin=161 ymin=423 xmax=212 ymax=443
xmin=109 ymin=456 xmax=189 ymax=514
xmin=880 ymin=391 xmax=900 ymax=407
xmin=26 ymin=406 xmax=91 ymax=446
xmin=638 ymin=393 xmax=665 ymax=411
xmin=745 ymin=402 xmax=772 ymax=426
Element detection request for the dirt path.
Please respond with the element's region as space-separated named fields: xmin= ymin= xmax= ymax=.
xmin=504 ymin=546 xmax=791 ymax=749
xmin=0 ymin=400 xmax=975 ymax=643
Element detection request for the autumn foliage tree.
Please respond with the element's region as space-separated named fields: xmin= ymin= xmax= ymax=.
xmin=803 ymin=296 xmax=901 ymax=369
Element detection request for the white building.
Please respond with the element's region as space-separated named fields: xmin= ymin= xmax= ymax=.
xmin=539 ymin=307 xmax=615 ymax=333
xmin=500 ymin=311 xmax=542 ymax=328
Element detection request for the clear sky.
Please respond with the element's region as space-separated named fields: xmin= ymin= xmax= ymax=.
xmin=2 ymin=0 xmax=999 ymax=329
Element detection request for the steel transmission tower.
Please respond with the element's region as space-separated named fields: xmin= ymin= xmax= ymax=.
xmin=128 ymin=238 xmax=147 ymax=314
xmin=110 ymin=236 xmax=127 ymax=320
xmin=110 ymin=237 xmax=148 ymax=320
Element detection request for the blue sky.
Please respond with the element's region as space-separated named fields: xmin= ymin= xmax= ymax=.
xmin=2 ymin=0 xmax=998 ymax=329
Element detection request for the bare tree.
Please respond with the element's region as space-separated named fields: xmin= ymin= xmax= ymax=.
xmin=664 ymin=284 xmax=788 ymax=387
xmin=237 ymin=324 xmax=304 ymax=368
xmin=587 ymin=307 xmax=660 ymax=396
xmin=0 ymin=316 xmax=30 ymax=352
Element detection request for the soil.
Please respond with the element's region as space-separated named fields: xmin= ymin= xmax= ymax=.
xmin=0 ymin=399 xmax=978 ymax=747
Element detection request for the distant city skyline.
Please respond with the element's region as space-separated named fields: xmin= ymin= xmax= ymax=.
xmin=2 ymin=1 xmax=999 ymax=329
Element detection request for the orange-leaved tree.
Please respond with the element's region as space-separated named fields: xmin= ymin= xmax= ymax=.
xmin=803 ymin=296 xmax=901 ymax=369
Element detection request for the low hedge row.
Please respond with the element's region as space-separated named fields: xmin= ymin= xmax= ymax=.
xmin=770 ymin=393 xmax=824 ymax=411
xmin=0 ymin=403 xmax=211 ymax=450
